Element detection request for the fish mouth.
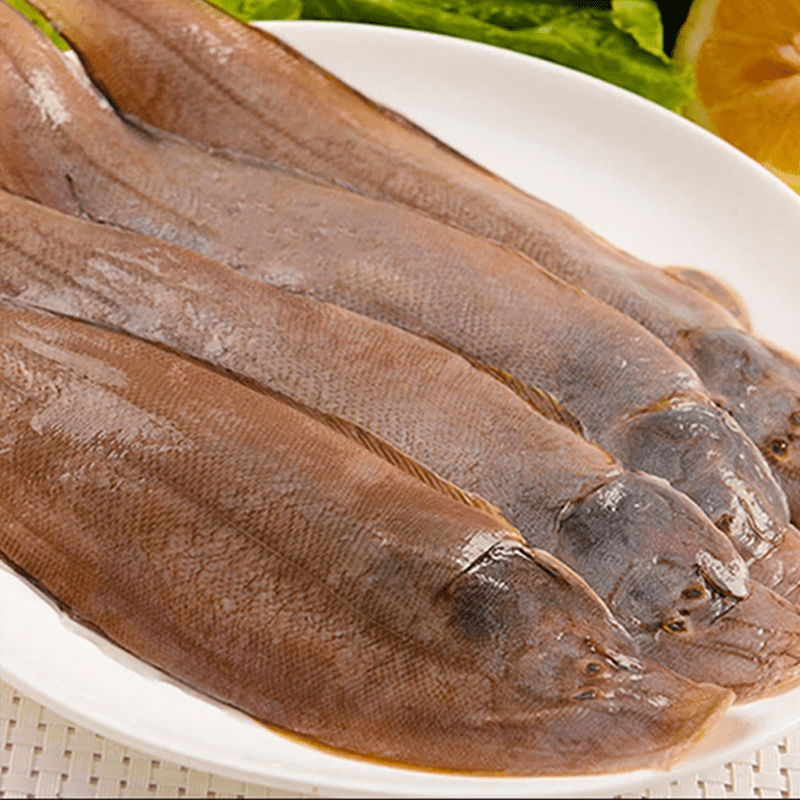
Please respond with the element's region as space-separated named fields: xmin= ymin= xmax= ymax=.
xmin=485 ymin=656 xmax=732 ymax=776
xmin=640 ymin=581 xmax=800 ymax=704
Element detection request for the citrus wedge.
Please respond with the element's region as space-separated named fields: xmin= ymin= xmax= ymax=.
xmin=674 ymin=0 xmax=800 ymax=192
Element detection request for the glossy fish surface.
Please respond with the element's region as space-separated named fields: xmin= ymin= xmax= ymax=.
xmin=671 ymin=330 xmax=800 ymax=526
xmin=0 ymin=191 xmax=621 ymax=554
xmin=4 ymin=190 xmax=800 ymax=701
xmin=0 ymin=298 xmax=733 ymax=774
xmin=0 ymin=5 xmax=797 ymax=603
xmin=29 ymin=0 xmax=800 ymax=519
xmin=0 ymin=193 xmax=800 ymax=701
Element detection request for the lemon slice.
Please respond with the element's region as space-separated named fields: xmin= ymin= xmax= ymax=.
xmin=674 ymin=0 xmax=800 ymax=192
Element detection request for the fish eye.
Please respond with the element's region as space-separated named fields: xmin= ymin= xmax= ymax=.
xmin=584 ymin=661 xmax=603 ymax=675
xmin=574 ymin=690 xmax=597 ymax=701
xmin=681 ymin=584 xmax=706 ymax=600
xmin=663 ymin=619 xmax=689 ymax=634
xmin=769 ymin=439 xmax=789 ymax=460
xmin=714 ymin=514 xmax=734 ymax=534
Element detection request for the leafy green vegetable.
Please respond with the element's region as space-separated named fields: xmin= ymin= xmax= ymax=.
xmin=610 ymin=0 xmax=667 ymax=62
xmin=421 ymin=0 xmax=609 ymax=30
xmin=4 ymin=0 xmax=68 ymax=48
xmin=291 ymin=0 xmax=692 ymax=110
xmin=223 ymin=0 xmax=692 ymax=112
xmin=208 ymin=0 xmax=302 ymax=22
xmin=6 ymin=0 xmax=692 ymax=113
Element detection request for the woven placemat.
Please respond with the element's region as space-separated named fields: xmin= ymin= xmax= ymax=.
xmin=1 ymin=676 xmax=798 ymax=799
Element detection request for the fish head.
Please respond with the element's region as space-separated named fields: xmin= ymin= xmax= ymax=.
xmin=554 ymin=471 xmax=800 ymax=700
xmin=602 ymin=397 xmax=794 ymax=575
xmin=673 ymin=327 xmax=800 ymax=523
xmin=439 ymin=543 xmax=733 ymax=773
xmin=443 ymin=544 xmax=635 ymax=693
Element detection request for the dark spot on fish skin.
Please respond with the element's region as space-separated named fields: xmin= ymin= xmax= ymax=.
xmin=575 ymin=690 xmax=597 ymax=701
xmin=448 ymin=580 xmax=508 ymax=642
xmin=454 ymin=603 xmax=501 ymax=641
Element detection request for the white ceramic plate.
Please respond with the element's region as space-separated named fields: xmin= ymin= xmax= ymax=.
xmin=2 ymin=20 xmax=800 ymax=798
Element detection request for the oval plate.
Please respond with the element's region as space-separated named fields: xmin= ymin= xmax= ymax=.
xmin=2 ymin=21 xmax=800 ymax=798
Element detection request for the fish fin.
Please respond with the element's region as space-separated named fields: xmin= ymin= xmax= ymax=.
xmin=293 ymin=401 xmax=513 ymax=527
xmin=473 ymin=362 xmax=585 ymax=438
xmin=12 ymin=297 xmax=511 ymax=526
xmin=197 ymin=360 xmax=511 ymax=522
xmin=422 ymin=334 xmax=585 ymax=437
xmin=664 ymin=266 xmax=752 ymax=332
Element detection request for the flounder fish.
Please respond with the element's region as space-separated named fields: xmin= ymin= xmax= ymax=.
xmin=28 ymin=0 xmax=800 ymax=521
xmin=0 ymin=5 xmax=797 ymax=602
xmin=3 ymin=190 xmax=800 ymax=700
xmin=0 ymin=298 xmax=733 ymax=774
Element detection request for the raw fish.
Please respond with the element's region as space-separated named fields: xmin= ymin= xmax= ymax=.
xmin=0 ymin=5 xmax=796 ymax=602
xmin=4 ymin=190 xmax=800 ymax=700
xmin=0 ymin=298 xmax=733 ymax=774
xmin=30 ymin=0 xmax=799 ymax=519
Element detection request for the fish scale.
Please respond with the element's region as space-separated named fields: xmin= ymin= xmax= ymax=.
xmin=0 ymin=5 xmax=797 ymax=601
xmin=28 ymin=0 xmax=800 ymax=524
xmin=3 ymin=190 xmax=800 ymax=701
xmin=0 ymin=297 xmax=733 ymax=774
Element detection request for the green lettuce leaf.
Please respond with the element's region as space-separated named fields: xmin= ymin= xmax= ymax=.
xmin=295 ymin=0 xmax=692 ymax=111
xmin=5 ymin=0 xmax=68 ymax=48
xmin=208 ymin=0 xmax=302 ymax=21
xmin=420 ymin=0 xmax=609 ymax=29
xmin=610 ymin=0 xmax=667 ymax=62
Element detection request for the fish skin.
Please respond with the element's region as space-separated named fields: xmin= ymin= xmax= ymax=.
xmin=671 ymin=330 xmax=800 ymax=527
xmin=0 ymin=5 xmax=796 ymax=602
xmin=4 ymin=191 xmax=800 ymax=701
xmin=556 ymin=472 xmax=800 ymax=699
xmin=28 ymin=0 xmax=800 ymax=521
xmin=0 ymin=192 xmax=622 ymax=549
xmin=663 ymin=267 xmax=753 ymax=332
xmin=0 ymin=298 xmax=733 ymax=774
